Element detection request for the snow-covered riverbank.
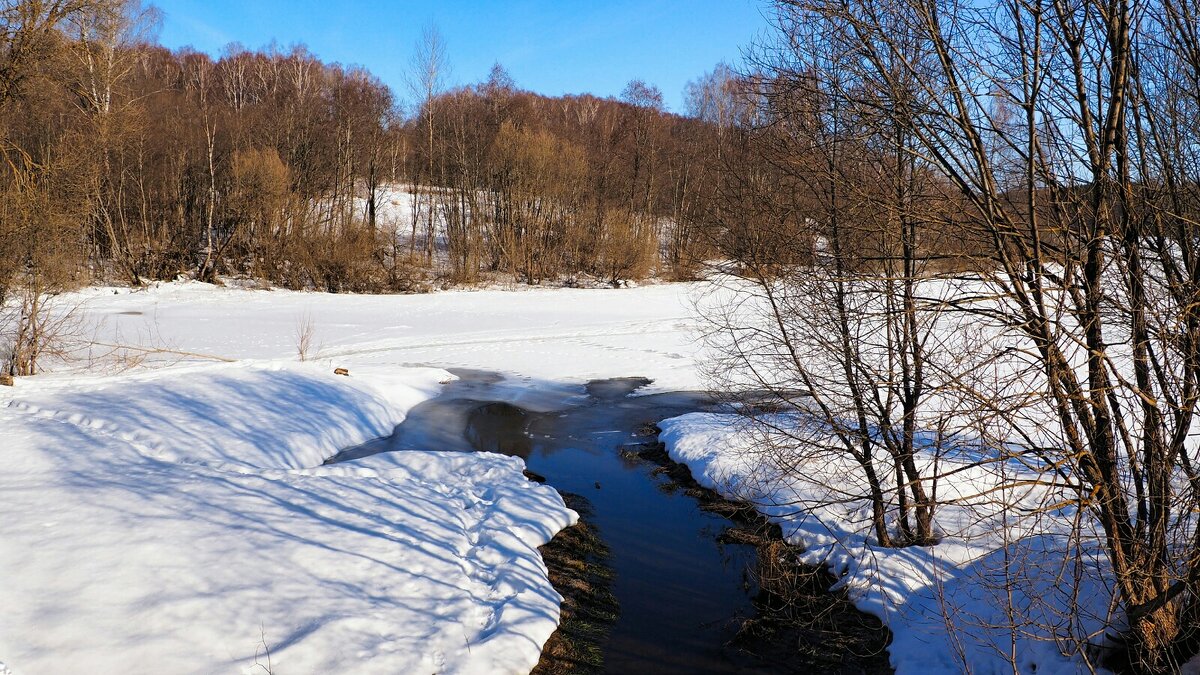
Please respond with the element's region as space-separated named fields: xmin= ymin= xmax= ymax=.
xmin=658 ymin=412 xmax=1117 ymax=675
xmin=3 ymin=277 xmax=1128 ymax=674
xmin=0 ymin=363 xmax=576 ymax=674
xmin=0 ymin=279 xmax=711 ymax=674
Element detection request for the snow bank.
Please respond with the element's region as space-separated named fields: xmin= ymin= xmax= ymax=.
xmin=5 ymin=362 xmax=446 ymax=470
xmin=660 ymin=413 xmax=1115 ymax=675
xmin=0 ymin=363 xmax=575 ymax=674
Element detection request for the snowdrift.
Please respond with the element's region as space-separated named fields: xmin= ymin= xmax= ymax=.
xmin=0 ymin=363 xmax=575 ymax=674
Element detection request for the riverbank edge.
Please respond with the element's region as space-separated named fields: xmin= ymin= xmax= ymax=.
xmin=531 ymin=487 xmax=619 ymax=675
xmin=623 ymin=433 xmax=896 ymax=674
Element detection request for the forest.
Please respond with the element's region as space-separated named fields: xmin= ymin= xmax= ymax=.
xmin=0 ymin=0 xmax=731 ymax=304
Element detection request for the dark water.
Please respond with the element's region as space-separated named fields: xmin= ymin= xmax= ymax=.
xmin=329 ymin=369 xmax=777 ymax=674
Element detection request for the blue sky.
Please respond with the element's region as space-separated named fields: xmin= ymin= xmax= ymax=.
xmin=152 ymin=0 xmax=771 ymax=114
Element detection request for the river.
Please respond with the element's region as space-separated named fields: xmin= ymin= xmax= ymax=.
xmin=329 ymin=369 xmax=889 ymax=674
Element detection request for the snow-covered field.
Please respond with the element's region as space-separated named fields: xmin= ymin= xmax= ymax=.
xmin=0 ymin=280 xmax=707 ymax=674
xmin=69 ymin=279 xmax=704 ymax=392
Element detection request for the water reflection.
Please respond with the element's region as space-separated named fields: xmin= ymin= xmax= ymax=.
xmin=465 ymin=402 xmax=532 ymax=457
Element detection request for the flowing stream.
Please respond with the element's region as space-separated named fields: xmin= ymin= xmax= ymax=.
xmin=329 ymin=369 xmax=864 ymax=673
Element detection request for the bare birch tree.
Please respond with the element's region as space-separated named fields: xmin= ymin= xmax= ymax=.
xmin=408 ymin=24 xmax=447 ymax=262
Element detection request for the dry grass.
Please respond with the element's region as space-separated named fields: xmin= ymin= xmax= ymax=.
xmin=532 ymin=492 xmax=618 ymax=675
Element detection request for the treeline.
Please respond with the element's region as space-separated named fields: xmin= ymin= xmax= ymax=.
xmin=408 ymin=69 xmax=716 ymax=284
xmin=0 ymin=0 xmax=719 ymax=301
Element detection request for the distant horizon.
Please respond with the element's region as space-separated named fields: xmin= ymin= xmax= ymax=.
xmin=151 ymin=0 xmax=771 ymax=114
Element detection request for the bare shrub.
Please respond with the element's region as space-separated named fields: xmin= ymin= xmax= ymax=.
xmin=595 ymin=208 xmax=657 ymax=285
xmin=294 ymin=312 xmax=318 ymax=362
xmin=3 ymin=286 xmax=82 ymax=377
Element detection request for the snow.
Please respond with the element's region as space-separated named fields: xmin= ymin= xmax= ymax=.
xmin=0 ymin=356 xmax=584 ymax=672
xmin=1 ymin=275 xmax=1129 ymax=673
xmin=68 ymin=278 xmax=705 ymax=393
xmin=659 ymin=411 xmax=1117 ymax=675
xmin=0 ymin=279 xmax=711 ymax=674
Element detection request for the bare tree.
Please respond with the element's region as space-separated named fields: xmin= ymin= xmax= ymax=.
xmin=0 ymin=0 xmax=106 ymax=107
xmin=728 ymin=0 xmax=1200 ymax=670
xmin=704 ymin=59 xmax=953 ymax=547
xmin=408 ymin=23 xmax=448 ymax=261
xmin=67 ymin=0 xmax=160 ymax=285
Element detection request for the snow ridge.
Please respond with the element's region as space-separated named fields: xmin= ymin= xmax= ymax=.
xmin=0 ymin=363 xmax=575 ymax=674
